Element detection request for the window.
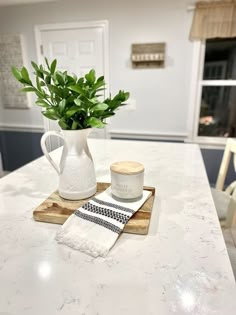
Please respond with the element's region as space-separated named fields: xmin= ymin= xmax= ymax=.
xmin=190 ymin=38 xmax=236 ymax=146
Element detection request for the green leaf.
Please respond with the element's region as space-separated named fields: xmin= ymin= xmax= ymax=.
xmin=99 ymin=111 xmax=115 ymax=119
xmin=71 ymin=120 xmax=78 ymax=130
xmin=58 ymin=119 xmax=69 ymax=130
xmin=36 ymin=76 xmax=42 ymax=91
xmin=62 ymin=87 xmax=69 ymax=100
xmin=31 ymin=61 xmax=39 ymax=71
xmin=91 ymin=80 xmax=105 ymax=92
xmin=104 ymin=90 xmax=130 ymax=111
xmin=35 ymin=90 xmax=45 ymax=98
xmin=55 ymin=72 xmax=64 ymax=85
xmin=45 ymin=57 xmax=50 ymax=70
xmin=62 ymin=88 xmax=70 ymax=99
xmin=45 ymin=75 xmax=51 ymax=84
xmin=59 ymin=99 xmax=66 ymax=113
xmin=21 ymin=87 xmax=36 ymax=92
xmin=11 ymin=66 xmax=22 ymax=81
xmin=42 ymin=108 xmax=59 ymax=120
xmin=94 ymin=88 xmax=105 ymax=98
xmin=47 ymin=85 xmax=64 ymax=97
xmin=66 ymin=75 xmax=76 ymax=85
xmin=42 ymin=70 xmax=50 ymax=76
xmin=35 ymin=100 xmax=49 ymax=107
xmin=77 ymin=77 xmax=84 ymax=85
xmin=74 ymin=98 xmax=81 ymax=106
xmin=65 ymin=106 xmax=78 ymax=118
xmin=85 ymin=69 xmax=96 ymax=85
xmin=114 ymin=90 xmax=130 ymax=103
xmin=21 ymin=67 xmax=31 ymax=84
xmin=36 ymin=70 xmax=44 ymax=79
xmin=87 ymin=117 xmax=105 ymax=128
xmin=69 ymin=85 xmax=85 ymax=95
xmin=89 ymin=97 xmax=98 ymax=104
xmin=97 ymin=75 xmax=104 ymax=82
xmin=124 ymin=92 xmax=130 ymax=100
xmin=91 ymin=103 xmax=108 ymax=112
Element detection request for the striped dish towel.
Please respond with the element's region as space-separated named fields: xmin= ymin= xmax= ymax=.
xmin=56 ymin=188 xmax=152 ymax=257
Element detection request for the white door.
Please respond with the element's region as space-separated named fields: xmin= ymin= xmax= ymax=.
xmin=35 ymin=21 xmax=109 ymax=150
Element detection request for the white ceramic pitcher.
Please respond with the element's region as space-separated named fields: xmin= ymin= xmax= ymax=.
xmin=41 ymin=128 xmax=97 ymax=200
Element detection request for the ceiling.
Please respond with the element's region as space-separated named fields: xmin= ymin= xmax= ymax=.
xmin=0 ymin=0 xmax=56 ymax=6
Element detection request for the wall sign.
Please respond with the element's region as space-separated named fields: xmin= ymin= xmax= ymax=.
xmin=131 ymin=42 xmax=166 ymax=68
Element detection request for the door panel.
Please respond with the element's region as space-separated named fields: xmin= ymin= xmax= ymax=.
xmin=41 ymin=27 xmax=104 ymax=78
xmin=38 ymin=24 xmax=108 ymax=150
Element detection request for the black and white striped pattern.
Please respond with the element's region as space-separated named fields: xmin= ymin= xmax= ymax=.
xmin=74 ymin=197 xmax=134 ymax=234
xmin=75 ymin=211 xmax=122 ymax=234
xmin=56 ymin=188 xmax=151 ymax=257
xmin=92 ymin=197 xmax=135 ymax=214
xmin=82 ymin=203 xmax=130 ymax=224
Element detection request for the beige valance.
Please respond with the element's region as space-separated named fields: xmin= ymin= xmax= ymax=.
xmin=190 ymin=0 xmax=236 ymax=40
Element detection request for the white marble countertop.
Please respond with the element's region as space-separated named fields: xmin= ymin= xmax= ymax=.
xmin=0 ymin=139 xmax=236 ymax=315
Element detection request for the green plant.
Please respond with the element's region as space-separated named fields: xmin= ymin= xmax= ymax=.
xmin=12 ymin=58 xmax=129 ymax=130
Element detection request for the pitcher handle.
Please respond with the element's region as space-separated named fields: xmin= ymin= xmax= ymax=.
xmin=40 ymin=130 xmax=64 ymax=175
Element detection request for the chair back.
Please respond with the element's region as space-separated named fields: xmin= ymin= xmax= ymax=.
xmin=216 ymin=138 xmax=236 ymax=191
xmin=225 ymin=187 xmax=236 ymax=227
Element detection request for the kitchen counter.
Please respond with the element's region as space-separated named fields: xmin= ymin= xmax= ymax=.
xmin=0 ymin=139 xmax=235 ymax=314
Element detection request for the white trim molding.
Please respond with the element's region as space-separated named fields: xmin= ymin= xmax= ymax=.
xmin=109 ymin=130 xmax=188 ymax=142
xmin=201 ymin=80 xmax=236 ymax=86
xmin=185 ymin=137 xmax=227 ymax=149
xmin=187 ymin=40 xmax=205 ymax=143
xmin=0 ymin=123 xmax=44 ymax=133
xmin=35 ymin=20 xmax=109 ymax=32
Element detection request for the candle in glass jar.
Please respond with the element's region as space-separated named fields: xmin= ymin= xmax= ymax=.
xmin=110 ymin=161 xmax=144 ymax=200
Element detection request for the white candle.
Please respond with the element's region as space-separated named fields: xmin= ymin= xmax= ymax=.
xmin=110 ymin=161 xmax=144 ymax=200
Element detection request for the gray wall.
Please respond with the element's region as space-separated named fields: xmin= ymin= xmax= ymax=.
xmin=0 ymin=0 xmax=192 ymax=139
xmin=1 ymin=131 xmax=235 ymax=189
xmin=0 ymin=131 xmax=43 ymax=171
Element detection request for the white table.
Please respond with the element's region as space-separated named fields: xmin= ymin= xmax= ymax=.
xmin=0 ymin=139 xmax=236 ymax=314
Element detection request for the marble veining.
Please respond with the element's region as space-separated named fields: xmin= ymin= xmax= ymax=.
xmin=0 ymin=139 xmax=236 ymax=314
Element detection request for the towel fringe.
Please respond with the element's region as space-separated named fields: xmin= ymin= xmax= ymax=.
xmin=56 ymin=231 xmax=109 ymax=258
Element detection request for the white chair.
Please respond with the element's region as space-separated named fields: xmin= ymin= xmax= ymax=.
xmin=211 ymin=138 xmax=236 ymax=227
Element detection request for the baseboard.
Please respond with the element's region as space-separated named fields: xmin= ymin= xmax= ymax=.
xmin=109 ymin=130 xmax=188 ymax=142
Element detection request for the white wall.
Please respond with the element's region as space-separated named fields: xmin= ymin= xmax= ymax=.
xmin=0 ymin=0 xmax=194 ymax=138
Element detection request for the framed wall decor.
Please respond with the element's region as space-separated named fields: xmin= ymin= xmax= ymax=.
xmin=0 ymin=34 xmax=30 ymax=109
xmin=131 ymin=42 xmax=166 ymax=69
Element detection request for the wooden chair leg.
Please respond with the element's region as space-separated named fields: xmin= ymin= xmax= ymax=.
xmin=225 ymin=198 xmax=236 ymax=228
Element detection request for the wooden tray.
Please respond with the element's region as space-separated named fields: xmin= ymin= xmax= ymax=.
xmin=33 ymin=182 xmax=155 ymax=235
